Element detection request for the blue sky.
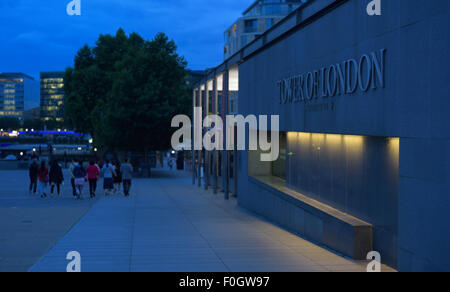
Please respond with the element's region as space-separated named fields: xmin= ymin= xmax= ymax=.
xmin=0 ymin=0 xmax=254 ymax=79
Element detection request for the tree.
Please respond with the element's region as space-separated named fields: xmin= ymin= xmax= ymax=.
xmin=23 ymin=119 xmax=43 ymax=130
xmin=65 ymin=29 xmax=191 ymax=154
xmin=42 ymin=118 xmax=64 ymax=131
xmin=0 ymin=117 xmax=21 ymax=130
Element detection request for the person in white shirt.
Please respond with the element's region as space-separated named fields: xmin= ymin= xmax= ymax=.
xmin=102 ymin=160 xmax=116 ymax=196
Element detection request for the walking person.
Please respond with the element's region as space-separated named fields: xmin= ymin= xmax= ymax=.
xmin=102 ymin=160 xmax=116 ymax=196
xmin=113 ymin=161 xmax=122 ymax=195
xmin=49 ymin=160 xmax=64 ymax=197
xmin=69 ymin=159 xmax=77 ymax=197
xmin=121 ymin=158 xmax=133 ymax=197
xmin=86 ymin=161 xmax=100 ymax=198
xmin=99 ymin=160 xmax=104 ymax=170
xmin=73 ymin=161 xmax=87 ymax=199
xmin=38 ymin=160 xmax=49 ymax=198
xmin=29 ymin=158 xmax=38 ymax=195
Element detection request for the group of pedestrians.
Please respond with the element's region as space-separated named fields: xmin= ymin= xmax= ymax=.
xmin=29 ymin=159 xmax=64 ymax=198
xmin=29 ymin=158 xmax=134 ymax=199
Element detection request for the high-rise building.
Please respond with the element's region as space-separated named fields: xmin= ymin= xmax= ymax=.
xmin=223 ymin=0 xmax=306 ymax=60
xmin=40 ymin=72 xmax=65 ymax=123
xmin=0 ymin=73 xmax=39 ymax=119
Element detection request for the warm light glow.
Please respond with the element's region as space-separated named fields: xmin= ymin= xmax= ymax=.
xmin=297 ymin=132 xmax=311 ymax=140
xmin=388 ymin=137 xmax=400 ymax=148
xmin=326 ymin=134 xmax=342 ymax=145
xmin=288 ymin=132 xmax=367 ymax=155
xmin=344 ymin=135 xmax=364 ymax=146
xmin=388 ymin=137 xmax=400 ymax=158
xmin=287 ymin=132 xmax=297 ymax=140
xmin=311 ymin=133 xmax=325 ymax=147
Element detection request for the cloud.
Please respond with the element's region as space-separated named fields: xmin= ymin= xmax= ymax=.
xmin=12 ymin=31 xmax=47 ymax=43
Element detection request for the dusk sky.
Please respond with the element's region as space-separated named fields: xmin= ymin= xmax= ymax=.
xmin=0 ymin=0 xmax=254 ymax=79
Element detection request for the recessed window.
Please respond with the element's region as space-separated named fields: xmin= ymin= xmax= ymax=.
xmin=244 ymin=19 xmax=258 ymax=33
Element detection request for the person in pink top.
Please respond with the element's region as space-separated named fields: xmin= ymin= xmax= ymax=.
xmin=86 ymin=160 xmax=100 ymax=198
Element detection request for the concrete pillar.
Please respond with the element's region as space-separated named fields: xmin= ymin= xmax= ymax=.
xmin=233 ymin=135 xmax=238 ymax=197
xmin=213 ymin=77 xmax=219 ymax=195
xmin=222 ymin=70 xmax=230 ymax=200
xmin=192 ymin=88 xmax=197 ymax=185
xmin=198 ymin=85 xmax=204 ymax=188
xmin=228 ymin=66 xmax=239 ymax=198
xmin=205 ymin=81 xmax=211 ymax=191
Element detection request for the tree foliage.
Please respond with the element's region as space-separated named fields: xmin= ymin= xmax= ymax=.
xmin=23 ymin=118 xmax=43 ymax=130
xmin=0 ymin=117 xmax=21 ymax=130
xmin=65 ymin=29 xmax=191 ymax=153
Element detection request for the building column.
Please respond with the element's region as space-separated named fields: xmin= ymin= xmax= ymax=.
xmin=233 ymin=132 xmax=238 ymax=197
xmin=229 ymin=66 xmax=239 ymax=198
xmin=213 ymin=77 xmax=219 ymax=195
xmin=198 ymin=85 xmax=204 ymax=188
xmin=192 ymin=88 xmax=197 ymax=185
xmin=205 ymin=81 xmax=211 ymax=191
xmin=222 ymin=70 xmax=230 ymax=200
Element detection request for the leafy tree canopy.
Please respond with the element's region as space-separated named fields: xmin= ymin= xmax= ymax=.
xmin=0 ymin=117 xmax=21 ymax=130
xmin=65 ymin=29 xmax=191 ymax=153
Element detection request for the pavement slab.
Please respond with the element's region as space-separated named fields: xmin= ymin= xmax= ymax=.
xmin=1 ymin=169 xmax=395 ymax=272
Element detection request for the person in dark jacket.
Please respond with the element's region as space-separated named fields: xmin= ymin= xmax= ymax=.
xmin=29 ymin=159 xmax=39 ymax=195
xmin=113 ymin=161 xmax=122 ymax=195
xmin=49 ymin=160 xmax=64 ymax=197
xmin=120 ymin=158 xmax=133 ymax=197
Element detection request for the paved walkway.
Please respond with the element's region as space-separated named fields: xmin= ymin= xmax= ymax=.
xmin=30 ymin=170 xmax=395 ymax=272
xmin=0 ymin=170 xmax=95 ymax=272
